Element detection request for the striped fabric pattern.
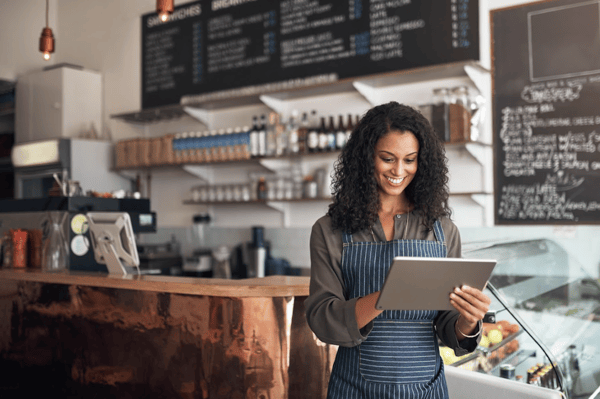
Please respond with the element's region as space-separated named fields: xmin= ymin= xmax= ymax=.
xmin=327 ymin=220 xmax=450 ymax=399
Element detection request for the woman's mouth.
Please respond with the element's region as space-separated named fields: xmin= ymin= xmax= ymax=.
xmin=386 ymin=176 xmax=404 ymax=185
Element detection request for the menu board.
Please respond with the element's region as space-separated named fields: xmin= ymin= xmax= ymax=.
xmin=492 ymin=0 xmax=600 ymax=224
xmin=141 ymin=0 xmax=479 ymax=109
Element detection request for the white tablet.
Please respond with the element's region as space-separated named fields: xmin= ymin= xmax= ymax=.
xmin=375 ymin=257 xmax=497 ymax=311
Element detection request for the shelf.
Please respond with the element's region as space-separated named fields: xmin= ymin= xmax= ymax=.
xmin=115 ymin=150 xmax=341 ymax=173
xmin=110 ymin=104 xmax=189 ymax=124
xmin=183 ymin=198 xmax=332 ymax=206
xmin=110 ymin=60 xmax=488 ymax=126
xmin=489 ymin=349 xmax=536 ymax=376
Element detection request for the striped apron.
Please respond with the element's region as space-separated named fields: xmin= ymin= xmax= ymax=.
xmin=327 ymin=220 xmax=449 ymax=399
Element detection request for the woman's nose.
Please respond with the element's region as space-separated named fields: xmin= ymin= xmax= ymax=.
xmin=392 ymin=162 xmax=403 ymax=176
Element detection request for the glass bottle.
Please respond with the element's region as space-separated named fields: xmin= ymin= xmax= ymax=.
xmin=346 ymin=113 xmax=354 ymax=143
xmin=250 ymin=116 xmax=259 ymax=158
xmin=266 ymin=112 xmax=278 ymax=157
xmin=256 ymin=177 xmax=267 ymax=200
xmin=297 ymin=112 xmax=308 ymax=154
xmin=432 ymin=88 xmax=450 ymax=143
xmin=318 ymin=117 xmax=328 ymax=152
xmin=287 ymin=109 xmax=300 ymax=154
xmin=327 ymin=116 xmax=336 ymax=151
xmin=307 ymin=110 xmax=319 ymax=153
xmin=336 ymin=115 xmax=346 ymax=149
xmin=258 ymin=114 xmax=267 ymax=156
xmin=41 ymin=211 xmax=69 ymax=271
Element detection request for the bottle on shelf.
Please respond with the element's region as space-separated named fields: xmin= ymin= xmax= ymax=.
xmin=287 ymin=109 xmax=300 ymax=154
xmin=346 ymin=113 xmax=354 ymax=143
xmin=274 ymin=113 xmax=286 ymax=157
xmin=327 ymin=116 xmax=336 ymax=151
xmin=298 ymin=112 xmax=309 ymax=154
xmin=240 ymin=125 xmax=251 ymax=160
xmin=318 ymin=116 xmax=328 ymax=152
xmin=189 ymin=132 xmax=200 ymax=163
xmin=257 ymin=176 xmax=267 ymax=200
xmin=214 ymin=129 xmax=225 ymax=162
xmin=224 ymin=127 xmax=235 ymax=161
xmin=258 ymin=114 xmax=267 ymax=157
xmin=431 ymin=87 xmax=451 ymax=143
xmin=336 ymin=114 xmax=346 ymax=150
xmin=307 ymin=110 xmax=319 ymax=153
xmin=266 ymin=112 xmax=278 ymax=157
xmin=181 ymin=132 xmax=191 ymax=163
xmin=250 ymin=116 xmax=259 ymax=158
xmin=173 ymin=133 xmax=183 ymax=164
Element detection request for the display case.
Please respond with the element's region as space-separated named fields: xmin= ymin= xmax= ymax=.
xmin=444 ymin=238 xmax=600 ymax=399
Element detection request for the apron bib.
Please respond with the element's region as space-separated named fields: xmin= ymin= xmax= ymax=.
xmin=327 ymin=220 xmax=450 ymax=399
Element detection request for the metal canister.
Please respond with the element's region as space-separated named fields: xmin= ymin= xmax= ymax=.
xmin=500 ymin=364 xmax=516 ymax=380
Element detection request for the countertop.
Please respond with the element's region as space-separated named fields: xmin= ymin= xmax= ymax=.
xmin=0 ymin=268 xmax=310 ymax=297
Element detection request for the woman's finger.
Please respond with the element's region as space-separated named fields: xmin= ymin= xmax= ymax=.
xmin=460 ymin=285 xmax=492 ymax=305
xmin=450 ymin=288 xmax=488 ymax=321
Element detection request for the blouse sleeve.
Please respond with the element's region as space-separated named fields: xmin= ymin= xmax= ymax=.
xmin=304 ymin=217 xmax=373 ymax=347
xmin=434 ymin=217 xmax=482 ymax=355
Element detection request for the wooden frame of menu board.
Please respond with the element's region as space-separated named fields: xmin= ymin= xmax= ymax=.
xmin=491 ymin=0 xmax=600 ymax=225
xmin=141 ymin=0 xmax=480 ymax=110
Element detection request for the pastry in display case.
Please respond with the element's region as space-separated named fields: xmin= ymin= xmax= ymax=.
xmin=448 ymin=238 xmax=600 ymax=399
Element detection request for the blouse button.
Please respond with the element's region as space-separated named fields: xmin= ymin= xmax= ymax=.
xmin=396 ymin=214 xmax=401 ymax=219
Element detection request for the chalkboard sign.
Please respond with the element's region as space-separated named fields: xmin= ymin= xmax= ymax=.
xmin=141 ymin=0 xmax=479 ymax=109
xmin=492 ymin=0 xmax=600 ymax=224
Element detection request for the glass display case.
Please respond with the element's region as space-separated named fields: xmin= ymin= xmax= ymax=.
xmin=445 ymin=238 xmax=600 ymax=399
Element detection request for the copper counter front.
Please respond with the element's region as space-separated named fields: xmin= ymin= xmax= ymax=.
xmin=0 ymin=278 xmax=337 ymax=398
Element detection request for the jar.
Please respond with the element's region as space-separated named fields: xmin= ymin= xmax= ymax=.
xmin=224 ymin=185 xmax=234 ymax=202
xmin=303 ymin=177 xmax=318 ymax=198
xmin=449 ymin=86 xmax=472 ymax=143
xmin=11 ymin=229 xmax=28 ymax=268
xmin=191 ymin=187 xmax=201 ymax=202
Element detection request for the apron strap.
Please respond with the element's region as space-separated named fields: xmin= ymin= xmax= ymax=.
xmin=432 ymin=219 xmax=445 ymax=244
xmin=342 ymin=231 xmax=353 ymax=244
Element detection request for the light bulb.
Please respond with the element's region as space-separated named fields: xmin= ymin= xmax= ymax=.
xmin=160 ymin=12 xmax=169 ymax=22
xmin=43 ymin=52 xmax=51 ymax=61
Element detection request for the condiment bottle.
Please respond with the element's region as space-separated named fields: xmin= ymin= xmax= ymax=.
xmin=11 ymin=229 xmax=28 ymax=268
xmin=256 ymin=177 xmax=267 ymax=200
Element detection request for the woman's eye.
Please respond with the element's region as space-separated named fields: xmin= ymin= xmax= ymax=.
xmin=405 ymin=159 xmax=416 ymax=164
xmin=382 ymin=158 xmax=393 ymax=163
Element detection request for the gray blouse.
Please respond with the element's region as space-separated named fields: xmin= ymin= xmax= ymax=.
xmin=305 ymin=210 xmax=480 ymax=355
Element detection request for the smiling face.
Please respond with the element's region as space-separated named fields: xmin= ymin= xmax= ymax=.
xmin=373 ymin=130 xmax=419 ymax=204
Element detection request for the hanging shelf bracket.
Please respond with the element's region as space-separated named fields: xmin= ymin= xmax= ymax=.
xmin=181 ymin=165 xmax=213 ymax=183
xmin=183 ymin=106 xmax=212 ymax=128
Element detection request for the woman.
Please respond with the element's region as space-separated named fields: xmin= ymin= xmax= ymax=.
xmin=305 ymin=102 xmax=490 ymax=398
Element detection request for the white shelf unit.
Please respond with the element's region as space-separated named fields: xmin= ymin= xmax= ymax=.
xmin=115 ymin=61 xmax=494 ymax=229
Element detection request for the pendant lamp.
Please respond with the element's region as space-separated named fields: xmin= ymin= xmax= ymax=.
xmin=39 ymin=0 xmax=55 ymax=61
xmin=157 ymin=0 xmax=174 ymax=22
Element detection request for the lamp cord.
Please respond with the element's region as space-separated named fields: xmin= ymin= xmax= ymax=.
xmin=46 ymin=0 xmax=49 ymax=28
xmin=486 ymin=282 xmax=566 ymax=396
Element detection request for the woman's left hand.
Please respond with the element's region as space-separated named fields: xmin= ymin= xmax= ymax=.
xmin=449 ymin=285 xmax=491 ymax=339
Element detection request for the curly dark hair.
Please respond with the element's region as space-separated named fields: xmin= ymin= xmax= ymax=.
xmin=327 ymin=101 xmax=451 ymax=233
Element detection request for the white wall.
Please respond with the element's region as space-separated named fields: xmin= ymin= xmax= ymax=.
xmin=0 ymin=0 xmax=59 ymax=80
